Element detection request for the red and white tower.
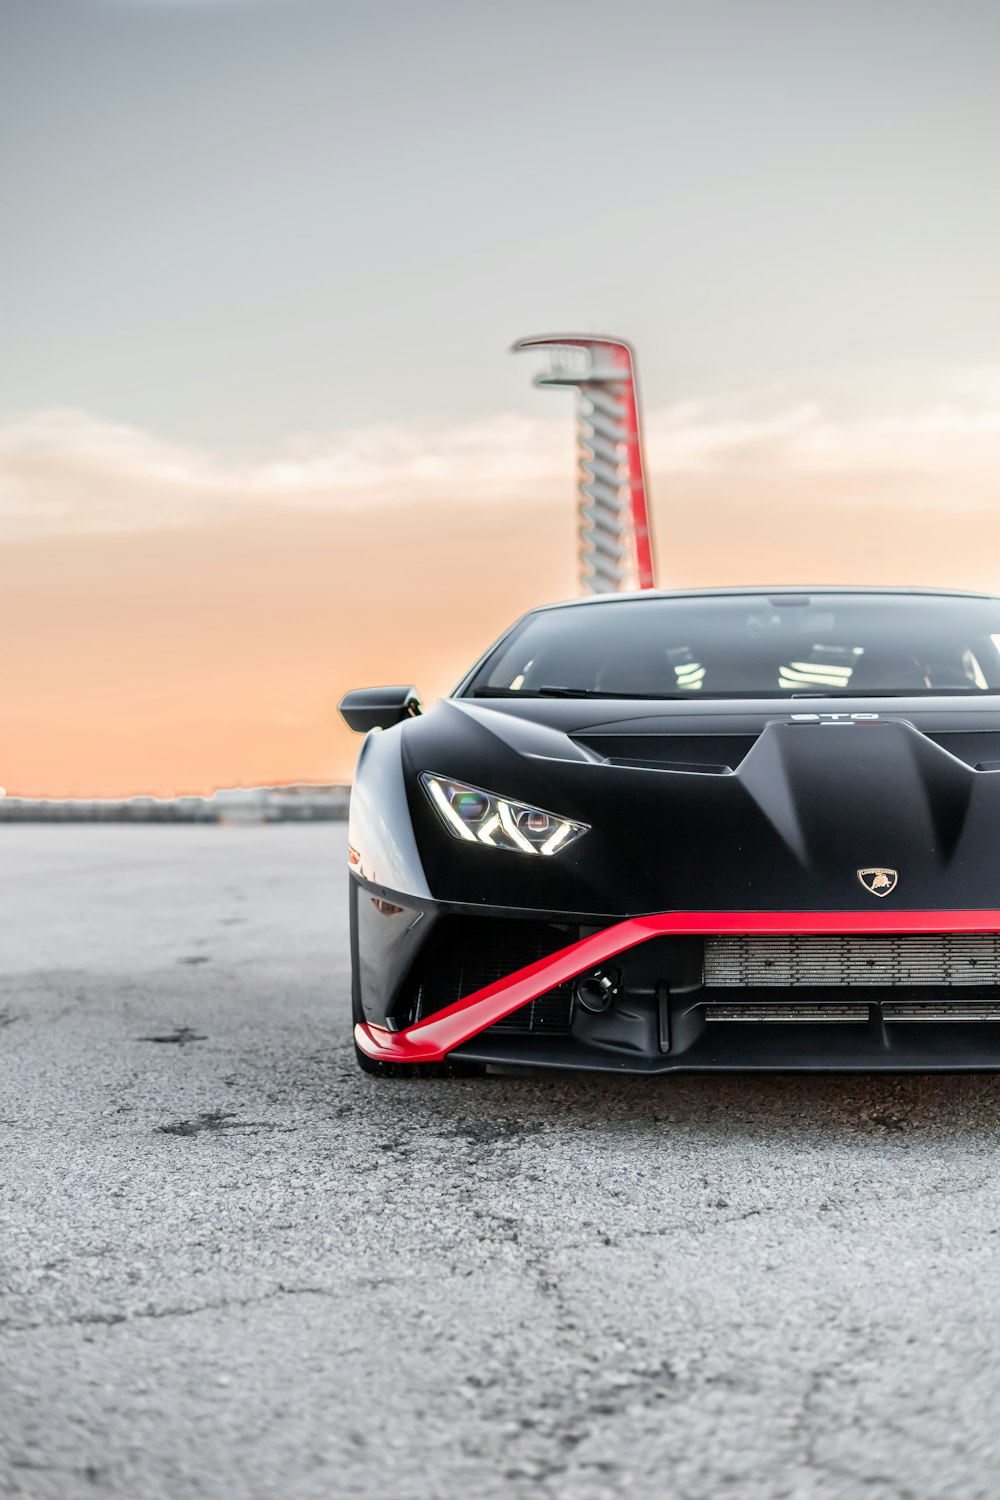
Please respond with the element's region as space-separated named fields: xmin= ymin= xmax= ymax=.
xmin=513 ymin=334 xmax=655 ymax=594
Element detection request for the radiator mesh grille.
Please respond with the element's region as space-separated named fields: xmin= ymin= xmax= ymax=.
xmin=704 ymin=934 xmax=1000 ymax=988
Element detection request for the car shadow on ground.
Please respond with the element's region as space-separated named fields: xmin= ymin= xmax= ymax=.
xmin=536 ymin=1070 xmax=989 ymax=1128
xmin=320 ymin=1049 xmax=1000 ymax=1147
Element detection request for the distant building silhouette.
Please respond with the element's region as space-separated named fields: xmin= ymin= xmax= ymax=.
xmin=0 ymin=785 xmax=350 ymax=823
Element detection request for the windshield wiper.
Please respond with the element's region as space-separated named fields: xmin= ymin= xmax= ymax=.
xmin=537 ymin=685 xmax=690 ymax=699
xmin=470 ymin=685 xmax=689 ymax=700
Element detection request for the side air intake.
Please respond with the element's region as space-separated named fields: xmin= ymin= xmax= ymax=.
xmin=393 ymin=918 xmax=578 ymax=1034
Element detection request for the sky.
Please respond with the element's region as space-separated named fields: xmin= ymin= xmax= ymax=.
xmin=1 ymin=0 xmax=999 ymax=796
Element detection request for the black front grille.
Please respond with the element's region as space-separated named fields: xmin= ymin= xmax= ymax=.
xmin=705 ymin=1002 xmax=870 ymax=1023
xmin=704 ymin=934 xmax=1000 ymax=988
xmin=394 ymin=918 xmax=578 ymax=1034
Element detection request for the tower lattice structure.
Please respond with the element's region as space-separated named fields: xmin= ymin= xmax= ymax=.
xmin=513 ymin=334 xmax=655 ymax=593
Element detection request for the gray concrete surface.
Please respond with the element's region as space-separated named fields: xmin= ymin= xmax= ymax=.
xmin=2 ymin=825 xmax=1000 ymax=1500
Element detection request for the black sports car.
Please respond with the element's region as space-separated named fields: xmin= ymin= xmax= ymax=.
xmin=340 ymin=587 xmax=1000 ymax=1075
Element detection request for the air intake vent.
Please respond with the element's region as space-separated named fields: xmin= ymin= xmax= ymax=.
xmin=706 ymin=1003 xmax=869 ymax=1023
xmin=572 ymin=733 xmax=759 ymax=774
xmin=926 ymin=732 xmax=1000 ymax=770
xmin=883 ymin=1003 xmax=1000 ymax=1021
xmin=393 ymin=917 xmax=577 ymax=1033
xmin=705 ymin=934 xmax=1000 ymax=988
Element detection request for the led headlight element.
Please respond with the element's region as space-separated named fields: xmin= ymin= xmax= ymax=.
xmin=420 ymin=774 xmax=588 ymax=856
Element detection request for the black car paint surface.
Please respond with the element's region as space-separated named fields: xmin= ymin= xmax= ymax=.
xmin=344 ymin=589 xmax=1000 ymax=1073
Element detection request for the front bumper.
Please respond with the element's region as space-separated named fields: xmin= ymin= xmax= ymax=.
xmin=355 ymin=909 xmax=1000 ymax=1073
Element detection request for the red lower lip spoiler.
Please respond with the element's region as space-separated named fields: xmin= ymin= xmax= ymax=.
xmin=354 ymin=909 xmax=1000 ymax=1064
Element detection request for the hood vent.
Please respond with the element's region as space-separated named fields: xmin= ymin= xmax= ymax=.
xmin=572 ymin=732 xmax=759 ymax=774
xmin=925 ymin=732 xmax=1000 ymax=771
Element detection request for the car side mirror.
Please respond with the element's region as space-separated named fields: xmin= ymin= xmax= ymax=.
xmin=338 ymin=686 xmax=423 ymax=733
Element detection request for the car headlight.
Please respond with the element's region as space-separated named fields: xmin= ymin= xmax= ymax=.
xmin=420 ymin=773 xmax=589 ymax=857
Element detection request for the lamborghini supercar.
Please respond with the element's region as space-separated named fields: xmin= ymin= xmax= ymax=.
xmin=341 ymin=588 xmax=1000 ymax=1075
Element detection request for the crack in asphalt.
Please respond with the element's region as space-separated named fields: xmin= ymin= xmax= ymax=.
xmin=1 ymin=1284 xmax=340 ymax=1335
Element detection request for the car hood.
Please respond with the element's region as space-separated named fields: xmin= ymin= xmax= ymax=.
xmin=398 ymin=695 xmax=1000 ymax=917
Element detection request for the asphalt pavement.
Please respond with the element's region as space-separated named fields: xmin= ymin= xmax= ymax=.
xmin=2 ymin=824 xmax=1000 ymax=1500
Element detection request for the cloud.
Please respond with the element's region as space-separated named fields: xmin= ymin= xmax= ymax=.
xmin=0 ymin=409 xmax=572 ymax=539
xmin=2 ymin=369 xmax=1000 ymax=542
xmin=643 ymin=371 xmax=1000 ymax=477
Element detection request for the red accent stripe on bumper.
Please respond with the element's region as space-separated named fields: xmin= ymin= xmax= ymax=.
xmin=354 ymin=910 xmax=1000 ymax=1064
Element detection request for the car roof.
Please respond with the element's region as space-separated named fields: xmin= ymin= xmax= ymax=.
xmin=530 ymin=586 xmax=999 ymax=615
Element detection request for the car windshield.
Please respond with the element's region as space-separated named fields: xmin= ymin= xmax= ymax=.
xmin=465 ymin=593 xmax=1000 ymax=699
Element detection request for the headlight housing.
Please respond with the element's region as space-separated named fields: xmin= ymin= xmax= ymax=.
xmin=420 ymin=773 xmax=589 ymax=857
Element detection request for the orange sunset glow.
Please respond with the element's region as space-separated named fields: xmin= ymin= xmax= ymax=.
xmin=4 ymin=1 xmax=998 ymax=801
xmin=4 ymin=384 xmax=1000 ymax=798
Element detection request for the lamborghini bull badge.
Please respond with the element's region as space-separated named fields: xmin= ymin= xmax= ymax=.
xmin=857 ymin=867 xmax=899 ymax=897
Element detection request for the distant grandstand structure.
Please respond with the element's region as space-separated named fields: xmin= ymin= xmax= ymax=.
xmin=0 ymin=784 xmax=350 ymax=823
